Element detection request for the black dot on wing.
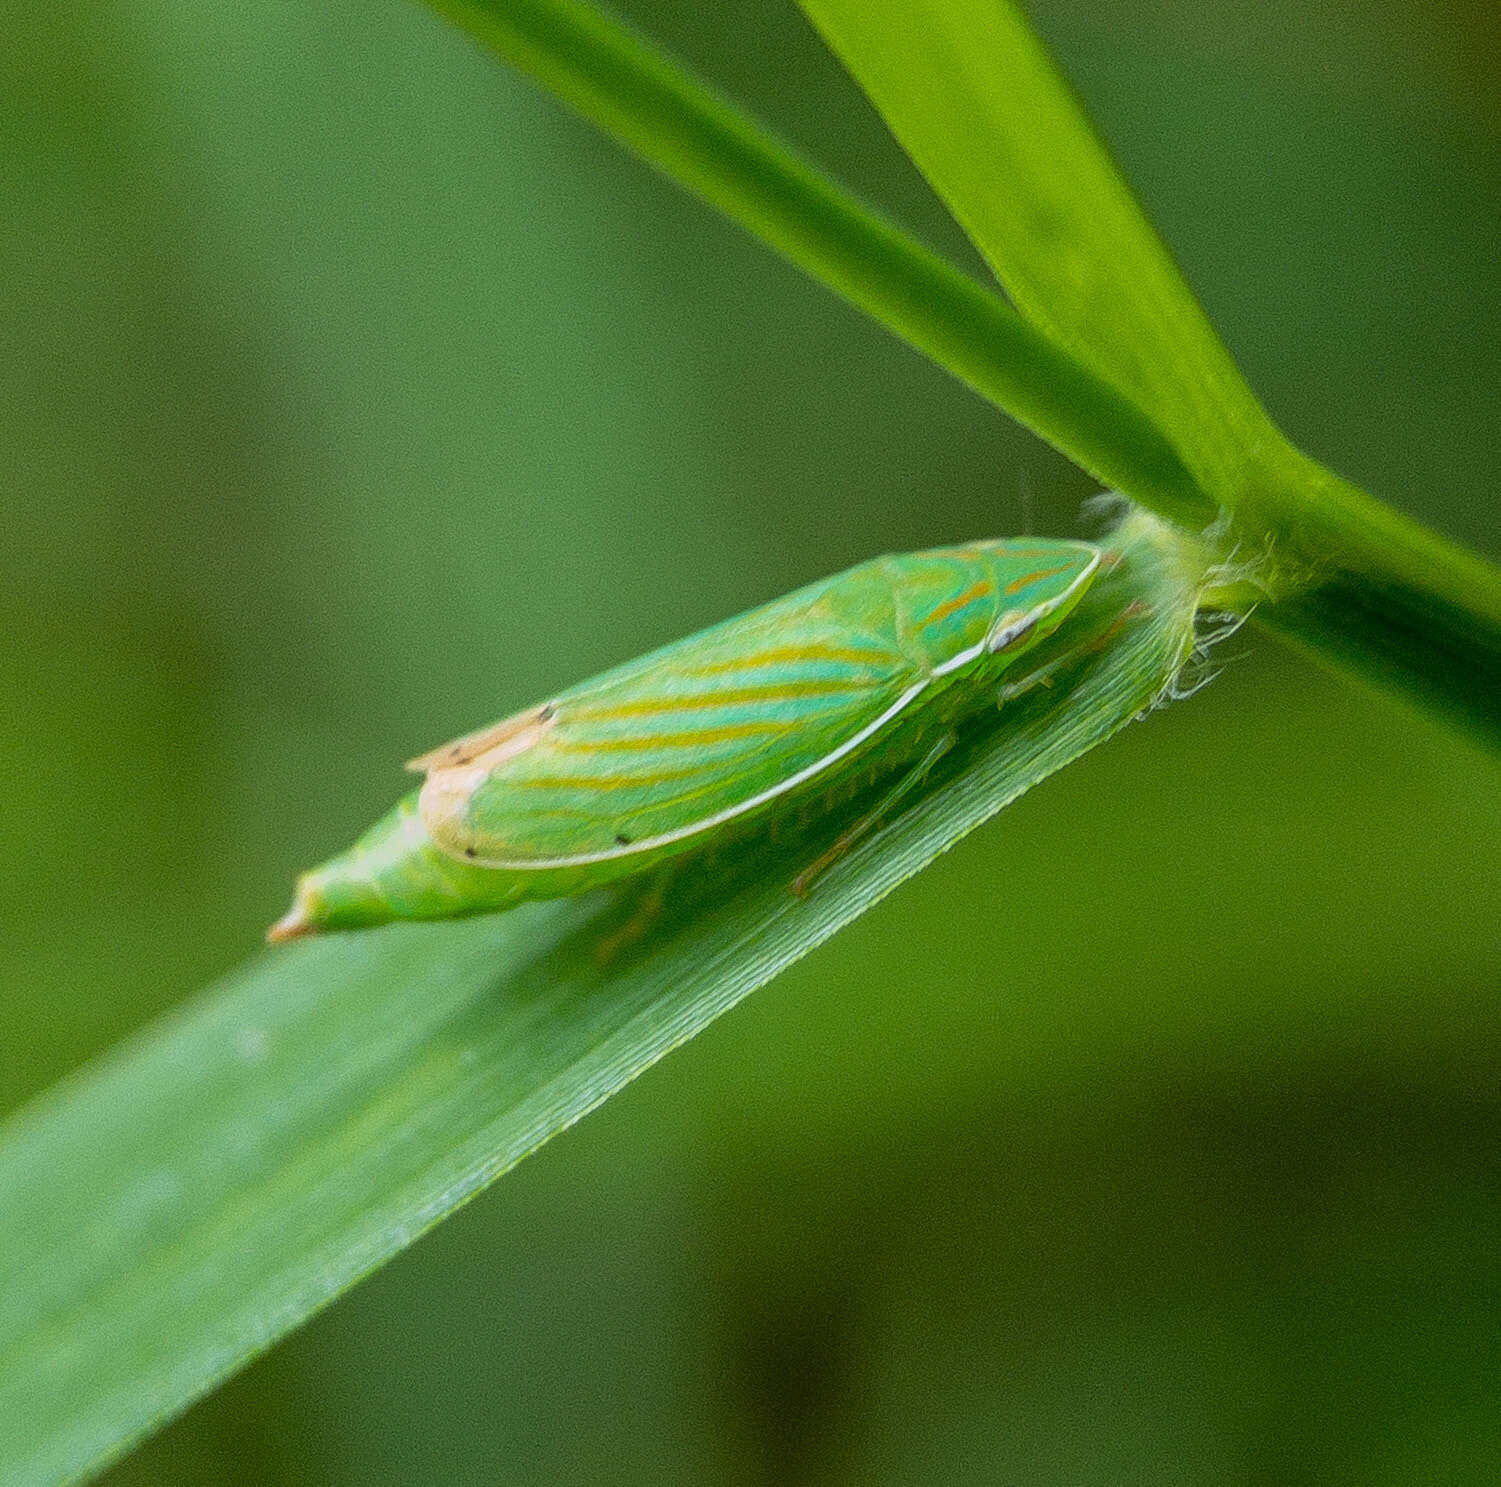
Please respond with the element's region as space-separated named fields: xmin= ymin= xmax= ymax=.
xmin=464 ymin=847 xmax=477 ymax=858
xmin=615 ymin=833 xmax=633 ymax=846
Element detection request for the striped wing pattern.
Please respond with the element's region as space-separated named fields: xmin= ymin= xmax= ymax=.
xmin=446 ymin=562 xmax=925 ymax=864
xmin=417 ymin=541 xmax=1098 ymax=870
xmin=272 ymin=539 xmax=1103 ymax=938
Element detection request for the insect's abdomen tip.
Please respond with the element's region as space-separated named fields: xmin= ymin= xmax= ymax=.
xmin=266 ymin=888 xmax=318 ymax=943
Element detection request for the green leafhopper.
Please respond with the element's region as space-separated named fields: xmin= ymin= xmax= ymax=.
xmin=269 ymin=538 xmax=1101 ymax=941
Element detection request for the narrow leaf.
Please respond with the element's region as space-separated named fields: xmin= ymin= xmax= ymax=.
xmin=0 ymin=513 xmax=1201 ymax=1485
xmin=794 ymin=0 xmax=1282 ymax=502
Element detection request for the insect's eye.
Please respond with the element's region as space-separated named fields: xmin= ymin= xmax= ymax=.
xmin=988 ymin=614 xmax=1036 ymax=653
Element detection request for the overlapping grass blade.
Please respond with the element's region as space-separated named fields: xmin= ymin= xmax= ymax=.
xmin=794 ymin=0 xmax=1282 ymax=505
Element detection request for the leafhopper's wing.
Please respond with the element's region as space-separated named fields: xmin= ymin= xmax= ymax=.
xmin=414 ymin=563 xmax=927 ymax=869
xmin=272 ymin=539 xmax=1100 ymax=938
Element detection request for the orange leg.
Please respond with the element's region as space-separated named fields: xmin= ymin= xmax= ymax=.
xmin=791 ymin=733 xmax=956 ymax=898
xmin=593 ymin=869 xmax=673 ymax=966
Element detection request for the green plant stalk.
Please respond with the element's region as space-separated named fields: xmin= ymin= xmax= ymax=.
xmin=423 ymin=0 xmax=1501 ymax=748
xmin=1238 ymin=451 xmax=1501 ymax=745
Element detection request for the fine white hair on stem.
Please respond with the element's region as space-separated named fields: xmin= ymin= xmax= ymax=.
xmin=1152 ymin=606 xmax=1256 ymax=707
xmin=1201 ymin=540 xmax=1278 ymax=600
xmin=1092 ymin=494 xmax=1267 ymax=714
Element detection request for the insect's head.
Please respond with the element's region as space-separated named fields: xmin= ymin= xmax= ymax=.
xmin=983 ymin=541 xmax=1103 ymax=655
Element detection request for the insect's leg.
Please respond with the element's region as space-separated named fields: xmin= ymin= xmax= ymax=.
xmin=791 ymin=732 xmax=956 ymax=898
xmin=995 ymin=648 xmax=1077 ymax=705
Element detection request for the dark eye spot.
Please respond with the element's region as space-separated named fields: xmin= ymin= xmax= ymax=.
xmin=614 ymin=833 xmax=633 ymax=847
xmin=538 ymin=703 xmax=557 ymax=722
xmin=990 ymin=615 xmax=1036 ymax=652
xmin=464 ymin=847 xmax=477 ymax=858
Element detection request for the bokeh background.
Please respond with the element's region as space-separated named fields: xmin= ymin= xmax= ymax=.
xmin=4 ymin=0 xmax=1500 ymax=1480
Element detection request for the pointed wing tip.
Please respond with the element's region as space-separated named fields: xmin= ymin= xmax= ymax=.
xmin=267 ymin=882 xmax=320 ymax=943
xmin=266 ymin=907 xmax=314 ymax=944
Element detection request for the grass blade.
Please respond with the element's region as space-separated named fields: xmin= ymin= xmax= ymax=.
xmin=0 ymin=514 xmax=1200 ymax=1484
xmin=793 ymin=0 xmax=1281 ymax=503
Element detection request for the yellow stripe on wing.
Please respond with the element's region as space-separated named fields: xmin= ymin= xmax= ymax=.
xmin=1004 ymin=560 xmax=1078 ymax=595
xmin=571 ymin=680 xmax=868 ymax=719
xmin=918 ymin=580 xmax=993 ymax=627
xmin=510 ymin=763 xmax=714 ymax=791
xmin=551 ymin=720 xmax=797 ymax=751
xmin=676 ymin=641 xmax=895 ymax=676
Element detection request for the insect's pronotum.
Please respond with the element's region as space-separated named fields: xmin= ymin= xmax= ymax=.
xmin=269 ymin=538 xmax=1101 ymax=940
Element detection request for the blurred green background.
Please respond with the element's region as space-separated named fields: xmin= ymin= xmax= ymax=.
xmin=4 ymin=0 xmax=1499 ymax=1480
